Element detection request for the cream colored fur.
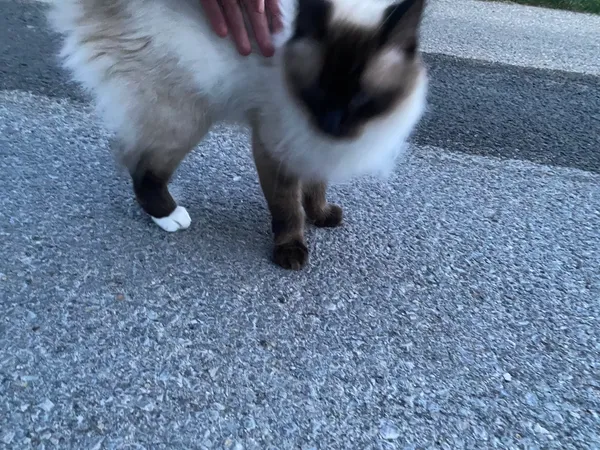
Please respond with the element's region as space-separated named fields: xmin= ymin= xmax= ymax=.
xmin=48 ymin=0 xmax=427 ymax=183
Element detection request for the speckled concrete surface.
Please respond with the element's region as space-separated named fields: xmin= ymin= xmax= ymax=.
xmin=1 ymin=91 xmax=599 ymax=449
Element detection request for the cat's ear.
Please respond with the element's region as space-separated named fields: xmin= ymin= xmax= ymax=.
xmin=379 ymin=0 xmax=426 ymax=54
xmin=293 ymin=0 xmax=332 ymax=41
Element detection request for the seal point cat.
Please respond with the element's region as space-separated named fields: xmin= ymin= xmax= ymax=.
xmin=49 ymin=0 xmax=428 ymax=269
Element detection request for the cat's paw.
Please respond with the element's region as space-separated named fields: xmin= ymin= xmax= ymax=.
xmin=273 ymin=240 xmax=309 ymax=270
xmin=313 ymin=204 xmax=343 ymax=228
xmin=151 ymin=206 xmax=191 ymax=232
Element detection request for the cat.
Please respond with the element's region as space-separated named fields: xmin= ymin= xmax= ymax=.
xmin=48 ymin=0 xmax=428 ymax=270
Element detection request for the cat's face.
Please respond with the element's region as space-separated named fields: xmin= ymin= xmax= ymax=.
xmin=283 ymin=0 xmax=426 ymax=139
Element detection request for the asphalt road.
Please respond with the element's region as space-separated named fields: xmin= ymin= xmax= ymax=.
xmin=1 ymin=1 xmax=599 ymax=449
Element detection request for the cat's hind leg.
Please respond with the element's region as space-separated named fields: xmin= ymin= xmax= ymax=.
xmin=50 ymin=0 xmax=210 ymax=232
xmin=113 ymin=93 xmax=211 ymax=232
xmin=129 ymin=149 xmax=194 ymax=232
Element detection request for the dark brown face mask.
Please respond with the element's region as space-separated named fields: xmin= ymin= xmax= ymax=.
xmin=283 ymin=0 xmax=426 ymax=139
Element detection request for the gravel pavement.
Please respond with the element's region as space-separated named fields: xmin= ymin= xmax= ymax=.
xmin=1 ymin=1 xmax=599 ymax=449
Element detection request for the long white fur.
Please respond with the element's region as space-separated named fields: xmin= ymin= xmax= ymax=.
xmin=48 ymin=0 xmax=427 ymax=184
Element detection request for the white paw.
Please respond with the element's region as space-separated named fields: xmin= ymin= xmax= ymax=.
xmin=151 ymin=206 xmax=191 ymax=232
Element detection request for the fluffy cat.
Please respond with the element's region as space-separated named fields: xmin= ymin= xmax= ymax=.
xmin=48 ymin=0 xmax=428 ymax=270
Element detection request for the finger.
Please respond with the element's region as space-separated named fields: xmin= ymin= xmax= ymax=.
xmin=254 ymin=0 xmax=265 ymax=14
xmin=245 ymin=2 xmax=274 ymax=56
xmin=222 ymin=0 xmax=252 ymax=55
xmin=265 ymin=0 xmax=283 ymax=32
xmin=199 ymin=0 xmax=228 ymax=37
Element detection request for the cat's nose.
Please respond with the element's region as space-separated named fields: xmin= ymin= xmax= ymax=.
xmin=317 ymin=110 xmax=344 ymax=137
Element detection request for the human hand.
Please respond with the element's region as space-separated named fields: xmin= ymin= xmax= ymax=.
xmin=200 ymin=0 xmax=283 ymax=57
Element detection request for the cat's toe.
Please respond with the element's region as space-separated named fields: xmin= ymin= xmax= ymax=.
xmin=313 ymin=204 xmax=343 ymax=228
xmin=273 ymin=240 xmax=309 ymax=270
xmin=151 ymin=206 xmax=191 ymax=232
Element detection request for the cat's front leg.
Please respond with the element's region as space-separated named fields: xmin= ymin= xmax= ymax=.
xmin=252 ymin=130 xmax=308 ymax=270
xmin=302 ymin=182 xmax=343 ymax=228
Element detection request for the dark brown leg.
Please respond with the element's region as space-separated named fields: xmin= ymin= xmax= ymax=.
xmin=131 ymin=161 xmax=177 ymax=219
xmin=303 ymin=181 xmax=343 ymax=228
xmin=252 ymin=130 xmax=308 ymax=270
xmin=126 ymin=146 xmax=193 ymax=232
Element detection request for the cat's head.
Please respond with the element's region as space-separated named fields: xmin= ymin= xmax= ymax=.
xmin=282 ymin=0 xmax=426 ymax=139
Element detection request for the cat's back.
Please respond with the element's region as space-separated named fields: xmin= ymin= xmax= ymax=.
xmin=48 ymin=0 xmax=268 ymax=101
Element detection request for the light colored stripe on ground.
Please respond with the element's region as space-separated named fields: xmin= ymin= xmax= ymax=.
xmin=421 ymin=0 xmax=600 ymax=75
